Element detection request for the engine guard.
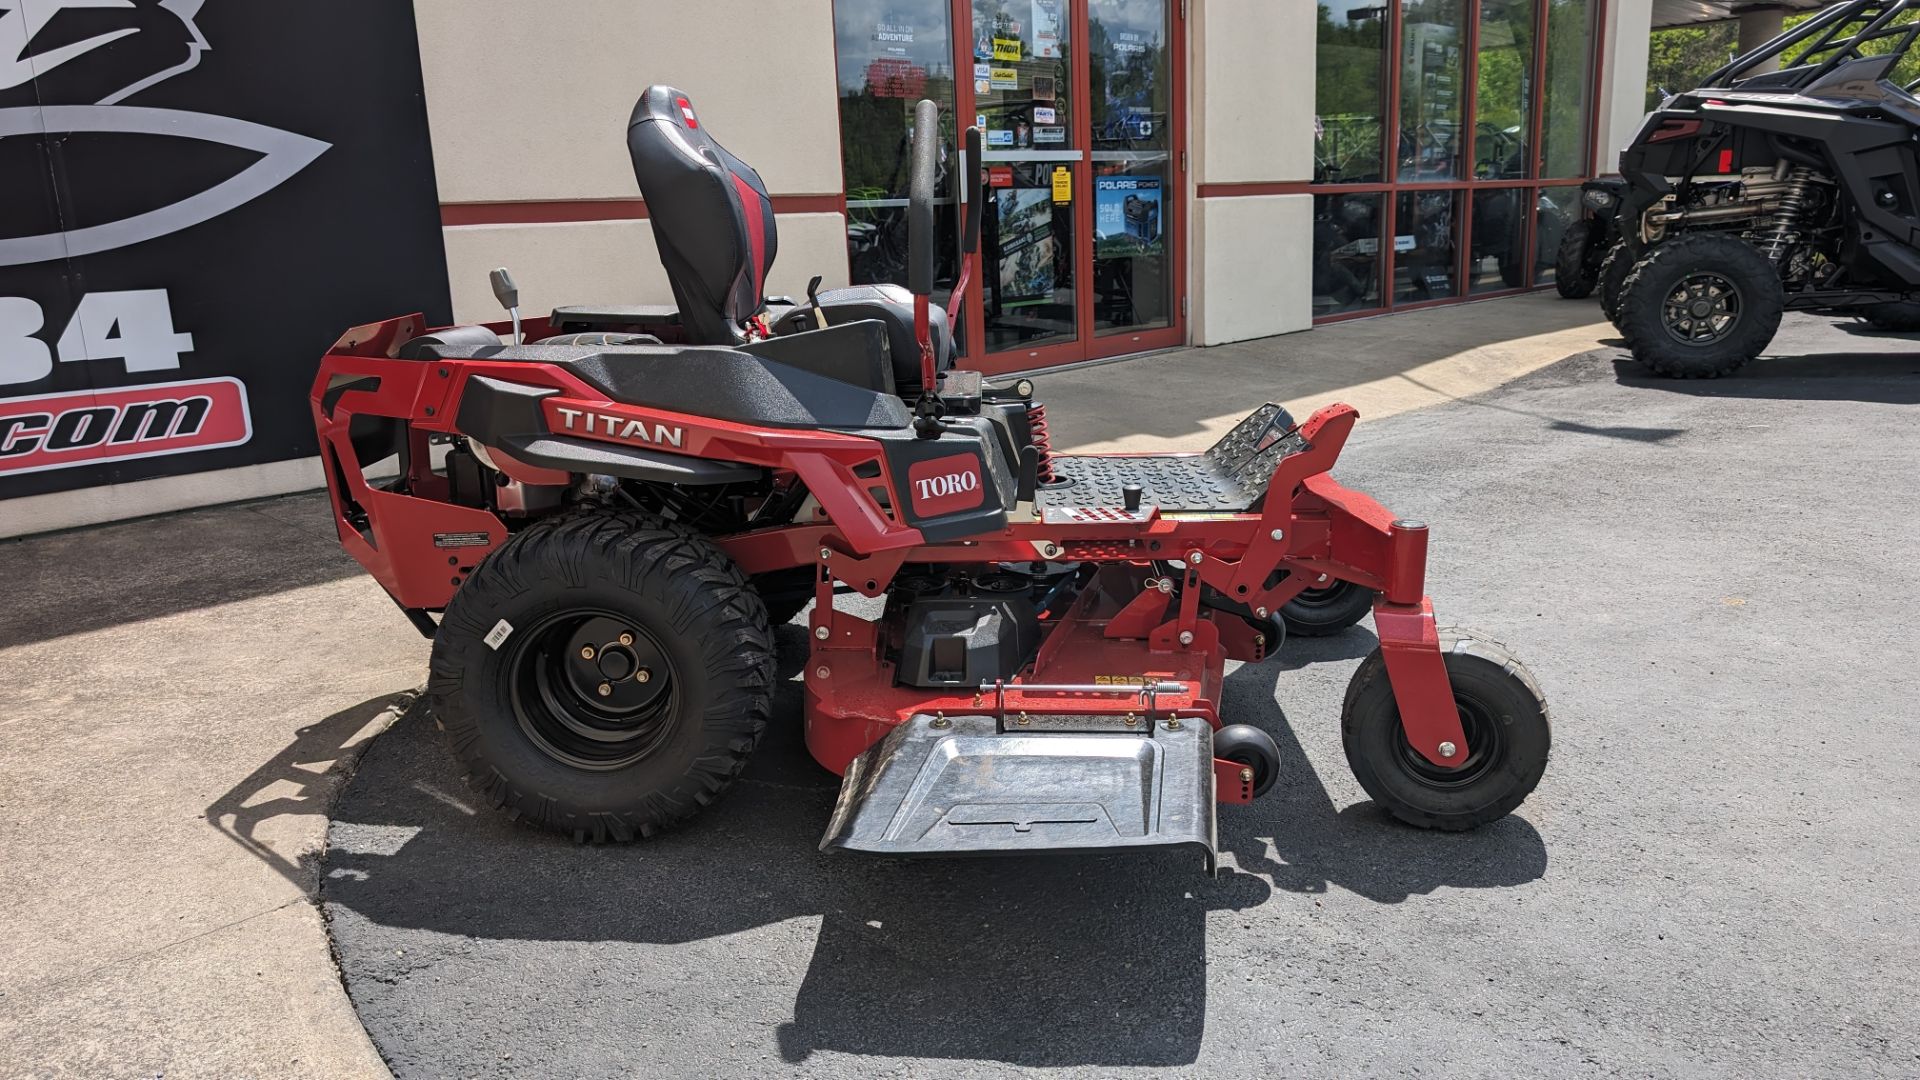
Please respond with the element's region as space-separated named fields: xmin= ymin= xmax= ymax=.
xmin=819 ymin=712 xmax=1218 ymax=871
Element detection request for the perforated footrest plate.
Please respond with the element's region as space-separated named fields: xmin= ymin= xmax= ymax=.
xmin=1038 ymin=403 xmax=1305 ymax=512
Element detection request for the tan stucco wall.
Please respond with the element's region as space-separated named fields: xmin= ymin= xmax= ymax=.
xmin=1187 ymin=0 xmax=1315 ymax=345
xmin=1190 ymin=0 xmax=1316 ymax=187
xmin=1191 ymin=194 xmax=1312 ymax=346
xmin=414 ymin=0 xmax=852 ymax=327
xmin=413 ymin=0 xmax=844 ymax=203
xmin=441 ymin=213 xmax=851 ymax=325
xmin=1596 ymin=0 xmax=1654 ymax=174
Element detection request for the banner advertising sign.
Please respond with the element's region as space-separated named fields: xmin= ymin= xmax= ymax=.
xmin=1095 ymin=175 xmax=1164 ymax=257
xmin=0 ymin=1 xmax=451 ymax=502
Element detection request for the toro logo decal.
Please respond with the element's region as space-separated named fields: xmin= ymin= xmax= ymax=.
xmin=0 ymin=376 xmax=249 ymax=475
xmin=907 ymin=453 xmax=984 ymax=517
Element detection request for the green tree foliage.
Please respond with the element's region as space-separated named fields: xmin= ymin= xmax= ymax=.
xmin=1647 ymin=8 xmax=1920 ymax=109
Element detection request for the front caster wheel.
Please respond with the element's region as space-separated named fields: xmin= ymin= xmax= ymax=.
xmin=1340 ymin=630 xmax=1549 ymax=831
xmin=1214 ymin=724 xmax=1281 ymax=798
xmin=1280 ymin=578 xmax=1379 ymax=637
xmin=429 ymin=511 xmax=776 ymax=842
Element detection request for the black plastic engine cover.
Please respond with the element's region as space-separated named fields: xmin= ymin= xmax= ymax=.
xmin=894 ymin=591 xmax=1040 ymax=690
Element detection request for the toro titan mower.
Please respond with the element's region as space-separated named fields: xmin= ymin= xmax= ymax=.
xmin=310 ymin=90 xmax=1549 ymax=870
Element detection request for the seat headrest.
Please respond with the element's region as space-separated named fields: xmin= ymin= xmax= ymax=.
xmin=627 ymin=87 xmax=779 ymax=346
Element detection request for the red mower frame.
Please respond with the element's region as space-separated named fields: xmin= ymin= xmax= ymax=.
xmin=312 ymin=314 xmax=1471 ymax=809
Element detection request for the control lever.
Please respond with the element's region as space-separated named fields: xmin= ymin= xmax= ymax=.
xmin=489 ymin=267 xmax=522 ymax=345
xmin=806 ymin=275 xmax=828 ymax=329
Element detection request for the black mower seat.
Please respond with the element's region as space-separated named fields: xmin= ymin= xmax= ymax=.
xmin=1039 ymin=404 xmax=1306 ymax=513
xmin=412 ymin=340 xmax=911 ymax=430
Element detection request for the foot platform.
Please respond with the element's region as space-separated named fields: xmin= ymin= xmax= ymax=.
xmin=819 ymin=713 xmax=1218 ymax=869
xmin=1040 ymin=403 xmax=1306 ymax=512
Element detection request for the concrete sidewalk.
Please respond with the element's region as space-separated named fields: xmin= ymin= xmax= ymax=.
xmin=0 ymin=293 xmax=1612 ymax=1079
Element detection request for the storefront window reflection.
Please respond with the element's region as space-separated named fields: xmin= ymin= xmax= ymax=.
xmin=1313 ymin=192 xmax=1385 ymax=317
xmin=1394 ymin=191 xmax=1461 ymax=303
xmin=1399 ymin=0 xmax=1465 ymax=181
xmin=1467 ymin=188 xmax=1525 ymax=292
xmin=831 ymin=1 xmax=959 ymax=303
xmin=1541 ymin=0 xmax=1594 ymax=177
xmin=1473 ymin=0 xmax=1533 ymax=180
xmin=1316 ymin=2 xmax=1389 ymax=184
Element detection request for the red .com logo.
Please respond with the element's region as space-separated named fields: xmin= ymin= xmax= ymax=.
xmin=0 ymin=377 xmax=251 ymax=475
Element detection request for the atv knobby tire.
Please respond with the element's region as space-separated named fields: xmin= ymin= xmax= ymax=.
xmin=429 ymin=511 xmax=775 ymax=842
xmin=1342 ymin=629 xmax=1550 ymax=831
xmin=1555 ymin=220 xmax=1600 ymax=299
xmin=1618 ymin=233 xmax=1782 ymax=379
xmin=1598 ymin=241 xmax=1632 ymax=324
xmin=1863 ymin=301 xmax=1920 ymax=332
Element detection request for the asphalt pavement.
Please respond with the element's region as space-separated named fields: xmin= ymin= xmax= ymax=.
xmin=323 ymin=313 xmax=1920 ymax=1079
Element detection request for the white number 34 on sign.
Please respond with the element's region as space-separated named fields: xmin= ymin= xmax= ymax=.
xmin=0 ymin=290 xmax=195 ymax=386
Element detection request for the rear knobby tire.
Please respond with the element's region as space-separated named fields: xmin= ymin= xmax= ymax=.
xmin=1280 ymin=578 xmax=1379 ymax=637
xmin=429 ymin=511 xmax=775 ymax=842
xmin=1555 ymin=221 xmax=1600 ymax=299
xmin=1617 ymin=232 xmax=1782 ymax=379
xmin=1598 ymin=241 xmax=1632 ymax=324
xmin=1341 ymin=629 xmax=1550 ymax=831
xmin=1862 ymin=301 xmax=1920 ymax=332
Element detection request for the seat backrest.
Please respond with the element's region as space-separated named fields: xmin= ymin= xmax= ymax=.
xmin=627 ymin=86 xmax=778 ymax=345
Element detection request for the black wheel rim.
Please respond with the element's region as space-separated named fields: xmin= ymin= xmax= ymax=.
xmin=1394 ymin=692 xmax=1504 ymax=789
xmin=1289 ymin=580 xmax=1352 ymax=611
xmin=505 ymin=608 xmax=682 ymax=771
xmin=1661 ymin=272 xmax=1743 ymax=345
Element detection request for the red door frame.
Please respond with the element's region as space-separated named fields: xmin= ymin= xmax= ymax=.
xmin=955 ymin=0 xmax=1189 ymax=376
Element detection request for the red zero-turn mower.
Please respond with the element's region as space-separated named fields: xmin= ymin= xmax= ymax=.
xmin=311 ymin=91 xmax=1549 ymax=869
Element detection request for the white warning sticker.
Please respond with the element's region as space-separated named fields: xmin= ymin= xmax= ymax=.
xmin=484 ymin=619 xmax=514 ymax=650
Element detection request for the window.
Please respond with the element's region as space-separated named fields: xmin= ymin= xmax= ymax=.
xmin=1310 ymin=0 xmax=1603 ymax=320
xmin=831 ymin=1 xmax=960 ymax=298
xmin=1316 ymin=3 xmax=1390 ymax=184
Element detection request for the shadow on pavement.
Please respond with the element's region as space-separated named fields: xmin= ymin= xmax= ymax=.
xmin=319 ymin=631 xmax=1547 ymax=1070
xmin=204 ymin=692 xmax=414 ymax=893
xmin=0 ymin=492 xmax=365 ymax=649
xmin=1611 ymin=351 xmax=1920 ymax=404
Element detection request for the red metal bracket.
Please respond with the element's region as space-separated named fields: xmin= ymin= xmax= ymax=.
xmin=1372 ymin=598 xmax=1469 ymax=769
xmin=1213 ymin=757 xmax=1256 ymax=805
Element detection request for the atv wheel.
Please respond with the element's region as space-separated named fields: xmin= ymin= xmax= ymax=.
xmin=1341 ymin=630 xmax=1550 ymax=831
xmin=1618 ymin=233 xmax=1782 ymax=379
xmin=1555 ymin=221 xmax=1600 ymax=298
xmin=429 ymin=511 xmax=775 ymax=841
xmin=1280 ymin=578 xmax=1379 ymax=637
xmin=1598 ymin=242 xmax=1632 ymax=324
xmin=1862 ymin=301 xmax=1920 ymax=332
xmin=1214 ymin=724 xmax=1282 ymax=798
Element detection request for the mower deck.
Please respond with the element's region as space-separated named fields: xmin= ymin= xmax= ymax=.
xmin=820 ymin=712 xmax=1219 ymax=869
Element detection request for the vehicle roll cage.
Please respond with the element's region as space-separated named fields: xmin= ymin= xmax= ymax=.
xmin=1702 ymin=0 xmax=1920 ymax=93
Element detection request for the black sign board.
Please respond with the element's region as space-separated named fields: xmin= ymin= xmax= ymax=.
xmin=0 ymin=0 xmax=451 ymax=499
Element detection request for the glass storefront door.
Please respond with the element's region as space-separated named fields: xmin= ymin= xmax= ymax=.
xmin=962 ymin=0 xmax=1184 ymax=371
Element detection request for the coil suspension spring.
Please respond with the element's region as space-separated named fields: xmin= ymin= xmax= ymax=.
xmin=1027 ymin=402 xmax=1057 ymax=484
xmin=1755 ymin=166 xmax=1819 ymax=264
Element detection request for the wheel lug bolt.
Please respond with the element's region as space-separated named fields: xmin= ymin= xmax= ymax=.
xmin=1240 ymin=767 xmax=1255 ymax=783
xmin=597 ymin=683 xmax=613 ymax=697
xmin=618 ymin=632 xmax=635 ymax=646
xmin=635 ymin=669 xmax=651 ymax=684
xmin=580 ymin=646 xmax=596 ymax=660
xmin=1438 ymin=741 xmax=1458 ymax=758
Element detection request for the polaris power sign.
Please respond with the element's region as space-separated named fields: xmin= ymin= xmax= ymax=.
xmin=0 ymin=0 xmax=450 ymax=500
